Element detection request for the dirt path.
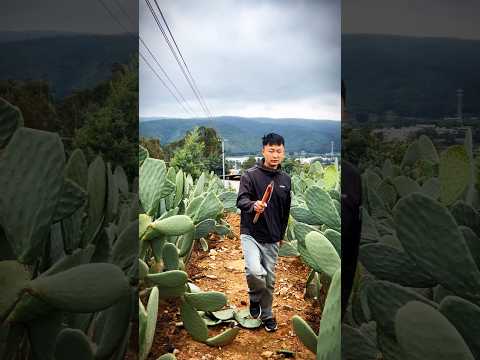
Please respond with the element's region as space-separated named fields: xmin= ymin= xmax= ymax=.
xmin=151 ymin=213 xmax=320 ymax=360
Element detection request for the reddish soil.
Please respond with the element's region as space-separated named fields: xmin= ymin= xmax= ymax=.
xmin=148 ymin=213 xmax=322 ymax=360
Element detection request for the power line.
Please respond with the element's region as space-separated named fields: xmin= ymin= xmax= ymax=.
xmin=139 ymin=38 xmax=198 ymax=117
xmin=156 ymin=2 xmax=212 ymax=118
xmin=139 ymin=50 xmax=192 ymax=116
xmin=144 ymin=0 xmax=211 ymax=119
xmin=97 ymin=0 xmax=195 ymax=117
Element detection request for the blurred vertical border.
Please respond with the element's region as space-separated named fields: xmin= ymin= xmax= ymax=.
xmin=0 ymin=1 xmax=139 ymax=359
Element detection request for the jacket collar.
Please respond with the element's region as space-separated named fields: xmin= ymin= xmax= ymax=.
xmin=256 ymin=158 xmax=281 ymax=173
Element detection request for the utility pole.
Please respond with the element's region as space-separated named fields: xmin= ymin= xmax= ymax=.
xmin=222 ymin=138 xmax=225 ymax=180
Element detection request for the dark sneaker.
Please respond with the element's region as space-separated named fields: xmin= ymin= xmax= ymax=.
xmin=249 ymin=301 xmax=261 ymax=319
xmin=264 ymin=318 xmax=278 ymax=332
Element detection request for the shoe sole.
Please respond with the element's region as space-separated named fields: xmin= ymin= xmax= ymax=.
xmin=264 ymin=325 xmax=278 ymax=332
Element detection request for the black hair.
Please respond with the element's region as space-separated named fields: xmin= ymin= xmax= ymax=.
xmin=262 ymin=133 xmax=284 ymax=147
xmin=341 ymin=79 xmax=346 ymax=103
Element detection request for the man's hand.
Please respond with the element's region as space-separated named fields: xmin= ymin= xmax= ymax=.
xmin=254 ymin=200 xmax=267 ymax=213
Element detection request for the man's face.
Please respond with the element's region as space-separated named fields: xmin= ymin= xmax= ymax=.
xmin=262 ymin=143 xmax=285 ymax=169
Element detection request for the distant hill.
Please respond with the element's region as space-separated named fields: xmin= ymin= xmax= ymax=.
xmin=0 ymin=31 xmax=137 ymax=98
xmin=139 ymin=116 xmax=340 ymax=154
xmin=342 ymin=34 xmax=480 ymax=117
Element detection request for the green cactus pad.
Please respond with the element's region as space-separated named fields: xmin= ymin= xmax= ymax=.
xmin=194 ymin=219 xmax=216 ymax=239
xmin=157 ymin=354 xmax=177 ymax=360
xmin=323 ymin=229 xmax=341 ymax=256
xmin=291 ymin=206 xmax=318 ymax=225
xmin=234 ymin=308 xmax=262 ymax=329
xmin=139 ymin=214 xmax=152 ymax=239
xmin=205 ymin=327 xmax=240 ymax=347
xmin=305 ymin=231 xmax=340 ymax=277
xmin=41 ymin=245 xmax=96 ymax=277
xmin=112 ymin=220 xmax=138 ymax=271
xmin=394 ymin=193 xmax=480 ymax=301
xmin=184 ymin=292 xmax=227 ymax=312
xmin=439 ymin=296 xmax=480 ymax=359
xmin=29 ymin=263 xmax=129 ymax=313
xmin=218 ymin=191 xmax=238 ymax=211
xmin=95 ymin=292 xmax=132 ymax=359
xmin=278 ymin=240 xmax=299 ymax=257
xmin=186 ymin=195 xmax=204 ymax=218
xmin=151 ymin=215 xmax=195 ymax=236
xmin=139 ymin=287 xmax=159 ymax=360
xmin=214 ymin=224 xmax=230 ymax=236
xmin=0 ymin=127 xmax=65 ymax=264
xmin=139 ymin=259 xmax=149 ymax=280
xmin=377 ymin=180 xmax=397 ymax=209
xmin=439 ymin=145 xmax=471 ymax=206
xmin=83 ymin=156 xmax=106 ymax=245
xmin=0 ymin=261 xmax=30 ymax=320
xmin=147 ymin=270 xmax=188 ymax=288
xmin=193 ymin=173 xmax=207 ymax=197
xmin=180 ymin=298 xmax=209 ymax=342
xmin=367 ymin=280 xmax=438 ymax=338
xmin=0 ymin=97 xmax=23 ymax=148
xmin=401 ymin=140 xmax=419 ymax=168
xmin=392 ymin=176 xmax=420 ymax=198
xmin=359 ymin=243 xmax=436 ymax=287
xmin=178 ymin=231 xmax=195 ymax=257
xmin=211 ymin=308 xmax=235 ymax=320
xmin=54 ymin=328 xmax=94 ymax=360
xmin=342 ymin=324 xmax=380 ymax=360
xmin=158 ymin=285 xmax=187 ymax=299
xmin=395 ymin=301 xmax=474 ymax=360
xmin=65 ymin=149 xmax=88 ymax=190
xmin=194 ymin=192 xmax=223 ymax=223
xmin=139 ymin=158 xmax=168 ymax=214
xmin=292 ymin=315 xmax=317 ymax=353
xmin=305 ymin=186 xmax=340 ymax=231
xmin=316 ymin=268 xmax=341 ymax=359
xmin=53 ymin=179 xmax=87 ymax=223
xmin=421 ymin=177 xmax=441 ymax=199
xmin=162 ymin=243 xmax=180 ymax=271
xmin=382 ymin=159 xmax=395 ymax=178
xmin=106 ymin=163 xmax=119 ymax=224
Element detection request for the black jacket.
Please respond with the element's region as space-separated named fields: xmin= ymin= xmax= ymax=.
xmin=236 ymin=160 xmax=291 ymax=243
xmin=341 ymin=160 xmax=362 ymax=320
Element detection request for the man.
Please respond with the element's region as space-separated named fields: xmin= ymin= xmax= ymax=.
xmin=341 ymin=80 xmax=363 ymax=320
xmin=236 ymin=133 xmax=291 ymax=332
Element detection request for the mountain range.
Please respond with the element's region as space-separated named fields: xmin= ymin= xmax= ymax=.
xmin=0 ymin=31 xmax=137 ymax=98
xmin=342 ymin=34 xmax=480 ymax=117
xmin=140 ymin=117 xmax=340 ymax=155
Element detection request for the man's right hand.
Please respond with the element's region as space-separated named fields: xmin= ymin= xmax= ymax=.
xmin=254 ymin=200 xmax=267 ymax=213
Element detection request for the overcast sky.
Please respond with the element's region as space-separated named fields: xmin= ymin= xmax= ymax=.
xmin=140 ymin=0 xmax=341 ymax=120
xmin=343 ymin=0 xmax=480 ymax=40
xmin=0 ymin=0 xmax=137 ymax=34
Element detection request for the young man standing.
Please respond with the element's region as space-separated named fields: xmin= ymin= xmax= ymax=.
xmin=236 ymin=133 xmax=291 ymax=332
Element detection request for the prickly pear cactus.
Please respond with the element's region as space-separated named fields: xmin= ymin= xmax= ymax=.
xmin=344 ymin=130 xmax=480 ymax=360
xmin=138 ymin=150 xmax=241 ymax=358
xmin=0 ymin=98 xmax=137 ymax=360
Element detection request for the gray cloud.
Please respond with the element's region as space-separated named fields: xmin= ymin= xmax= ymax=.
xmin=343 ymin=0 xmax=480 ymax=40
xmin=140 ymin=0 xmax=341 ymax=120
xmin=0 ymin=0 xmax=138 ymax=34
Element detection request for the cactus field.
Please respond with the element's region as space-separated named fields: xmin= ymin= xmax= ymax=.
xmin=343 ymin=131 xmax=480 ymax=359
xmin=139 ymin=145 xmax=341 ymax=360
xmin=0 ymin=98 xmax=137 ymax=359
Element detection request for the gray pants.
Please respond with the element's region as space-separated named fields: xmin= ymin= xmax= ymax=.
xmin=240 ymin=234 xmax=280 ymax=320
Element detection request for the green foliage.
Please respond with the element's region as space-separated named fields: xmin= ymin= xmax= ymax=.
xmin=0 ymin=98 xmax=136 ymax=359
xmin=170 ymin=128 xmax=207 ymax=180
xmin=73 ymin=61 xmax=138 ymax=180
xmin=140 ymin=136 xmax=164 ymax=159
xmin=138 ymin=149 xmax=239 ymax=357
xmin=241 ymin=156 xmax=257 ymax=171
xmin=345 ymin=131 xmax=480 ymax=359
